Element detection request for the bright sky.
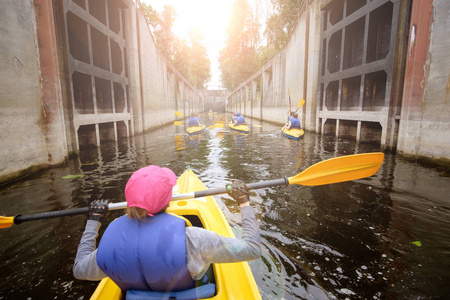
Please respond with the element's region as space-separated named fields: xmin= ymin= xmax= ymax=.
xmin=141 ymin=0 xmax=235 ymax=90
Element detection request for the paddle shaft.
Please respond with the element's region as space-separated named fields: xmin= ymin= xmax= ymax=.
xmin=14 ymin=207 xmax=89 ymax=225
xmin=13 ymin=205 xmax=127 ymax=225
xmin=174 ymin=177 xmax=289 ymax=200
xmin=288 ymin=89 xmax=291 ymax=108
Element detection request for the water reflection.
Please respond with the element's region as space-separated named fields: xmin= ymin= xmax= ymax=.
xmin=174 ymin=134 xmax=185 ymax=151
xmin=0 ymin=114 xmax=449 ymax=299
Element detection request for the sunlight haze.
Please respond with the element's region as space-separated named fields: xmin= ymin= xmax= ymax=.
xmin=141 ymin=0 xmax=235 ymax=89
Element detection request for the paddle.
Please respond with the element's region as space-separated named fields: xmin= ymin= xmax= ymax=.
xmin=288 ymin=88 xmax=291 ymax=109
xmin=295 ymin=99 xmax=306 ymax=112
xmin=0 ymin=153 xmax=384 ymax=229
xmin=174 ymin=112 xmax=184 ymax=125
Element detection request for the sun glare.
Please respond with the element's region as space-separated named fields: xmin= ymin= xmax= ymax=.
xmin=142 ymin=0 xmax=234 ymax=88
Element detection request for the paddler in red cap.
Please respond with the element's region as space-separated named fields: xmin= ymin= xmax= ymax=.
xmin=73 ymin=165 xmax=261 ymax=298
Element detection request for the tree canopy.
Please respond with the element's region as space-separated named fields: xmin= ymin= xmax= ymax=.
xmin=266 ymin=0 xmax=302 ymax=54
xmin=141 ymin=4 xmax=211 ymax=89
xmin=219 ymin=0 xmax=303 ymax=91
xmin=219 ymin=0 xmax=261 ymax=91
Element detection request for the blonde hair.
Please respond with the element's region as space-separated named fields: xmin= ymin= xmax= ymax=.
xmin=127 ymin=205 xmax=169 ymax=222
xmin=127 ymin=207 xmax=148 ymax=222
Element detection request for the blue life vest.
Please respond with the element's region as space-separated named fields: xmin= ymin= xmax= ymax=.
xmin=236 ymin=115 xmax=246 ymax=125
xmin=189 ymin=117 xmax=200 ymax=126
xmin=96 ymin=213 xmax=194 ymax=292
xmin=290 ymin=118 xmax=301 ymax=129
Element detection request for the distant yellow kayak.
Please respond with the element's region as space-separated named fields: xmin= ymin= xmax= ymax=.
xmin=282 ymin=127 xmax=304 ymax=140
xmin=90 ymin=168 xmax=261 ymax=300
xmin=229 ymin=123 xmax=249 ymax=133
xmin=186 ymin=124 xmax=206 ymax=135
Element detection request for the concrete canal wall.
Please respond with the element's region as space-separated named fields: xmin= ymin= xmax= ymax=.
xmin=0 ymin=0 xmax=202 ymax=184
xmin=0 ymin=0 xmax=68 ymax=182
xmin=397 ymin=0 xmax=450 ymax=164
xmin=228 ymin=0 xmax=450 ymax=165
xmin=130 ymin=4 xmax=202 ymax=133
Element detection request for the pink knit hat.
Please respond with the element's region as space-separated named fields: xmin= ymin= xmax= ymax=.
xmin=125 ymin=165 xmax=177 ymax=216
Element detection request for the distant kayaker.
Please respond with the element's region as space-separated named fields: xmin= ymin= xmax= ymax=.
xmin=73 ymin=165 xmax=261 ymax=295
xmin=286 ymin=112 xmax=301 ymax=130
xmin=233 ymin=112 xmax=247 ymax=125
xmin=188 ymin=112 xmax=203 ymax=126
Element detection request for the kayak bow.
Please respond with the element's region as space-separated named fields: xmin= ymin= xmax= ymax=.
xmin=229 ymin=123 xmax=249 ymax=133
xmin=282 ymin=127 xmax=304 ymax=140
xmin=186 ymin=125 xmax=206 ymax=135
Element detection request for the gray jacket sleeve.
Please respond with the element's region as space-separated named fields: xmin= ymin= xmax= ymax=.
xmin=73 ymin=220 xmax=107 ymax=281
xmin=185 ymin=205 xmax=261 ymax=280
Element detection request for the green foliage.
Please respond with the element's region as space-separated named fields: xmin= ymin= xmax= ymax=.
xmin=219 ymin=0 xmax=303 ymax=90
xmin=141 ymin=4 xmax=211 ymax=89
xmin=173 ymin=30 xmax=212 ymax=89
xmin=140 ymin=3 xmax=159 ymax=31
xmin=172 ymin=38 xmax=190 ymax=79
xmin=156 ymin=5 xmax=177 ymax=59
xmin=187 ymin=30 xmax=211 ymax=89
xmin=264 ymin=0 xmax=303 ymax=60
xmin=62 ymin=175 xmax=86 ymax=179
xmin=219 ymin=0 xmax=262 ymax=91
xmin=412 ymin=241 xmax=422 ymax=247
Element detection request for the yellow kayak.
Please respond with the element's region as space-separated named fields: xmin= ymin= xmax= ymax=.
xmin=90 ymin=168 xmax=261 ymax=300
xmin=282 ymin=127 xmax=304 ymax=140
xmin=228 ymin=123 xmax=249 ymax=133
xmin=186 ymin=124 xmax=206 ymax=135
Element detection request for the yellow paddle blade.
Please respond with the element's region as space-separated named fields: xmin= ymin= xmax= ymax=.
xmin=0 ymin=216 xmax=14 ymax=229
xmin=175 ymin=111 xmax=183 ymax=117
xmin=298 ymin=99 xmax=305 ymax=108
xmin=252 ymin=125 xmax=262 ymax=128
xmin=174 ymin=121 xmax=183 ymax=126
xmin=288 ymin=153 xmax=384 ymax=186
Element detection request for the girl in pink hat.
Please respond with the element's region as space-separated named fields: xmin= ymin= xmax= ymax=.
xmin=73 ymin=165 xmax=261 ymax=298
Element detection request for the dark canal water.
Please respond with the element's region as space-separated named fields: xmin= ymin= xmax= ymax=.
xmin=1 ymin=113 xmax=449 ymax=299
